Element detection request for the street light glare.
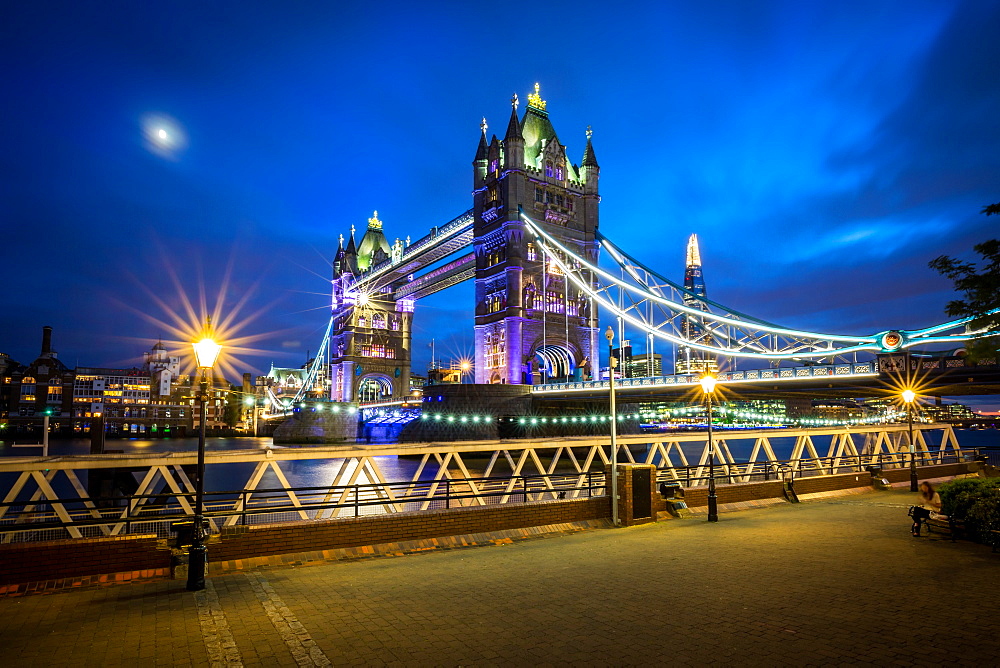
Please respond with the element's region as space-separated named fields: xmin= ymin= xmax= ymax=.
xmin=902 ymin=389 xmax=916 ymax=403
xmin=193 ymin=337 xmax=222 ymax=369
xmin=700 ymin=374 xmax=717 ymax=394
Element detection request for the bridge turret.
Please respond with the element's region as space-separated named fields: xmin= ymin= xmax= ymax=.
xmin=473 ymin=117 xmax=489 ymax=189
xmin=502 ymin=94 xmax=524 ymax=171
xmin=343 ymin=225 xmax=359 ymax=276
xmin=581 ymin=126 xmax=599 ymax=196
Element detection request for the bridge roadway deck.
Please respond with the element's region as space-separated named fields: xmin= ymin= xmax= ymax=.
xmin=2 ymin=484 xmax=998 ymax=666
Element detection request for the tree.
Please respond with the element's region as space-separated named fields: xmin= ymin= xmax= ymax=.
xmin=928 ymin=203 xmax=1000 ymax=361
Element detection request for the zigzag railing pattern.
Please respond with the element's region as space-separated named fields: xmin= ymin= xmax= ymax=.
xmin=0 ymin=424 xmax=964 ymax=542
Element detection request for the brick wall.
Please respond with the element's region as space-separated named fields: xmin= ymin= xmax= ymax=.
xmin=881 ymin=463 xmax=967 ymax=483
xmin=0 ymin=534 xmax=169 ymax=586
xmin=211 ymin=497 xmax=609 ymax=562
xmin=684 ymin=481 xmax=785 ymax=508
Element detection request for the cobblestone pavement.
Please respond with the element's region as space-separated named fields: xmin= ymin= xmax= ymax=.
xmin=2 ymin=487 xmax=998 ymax=666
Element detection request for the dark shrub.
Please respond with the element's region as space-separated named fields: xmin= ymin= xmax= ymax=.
xmin=938 ymin=477 xmax=1000 ymax=544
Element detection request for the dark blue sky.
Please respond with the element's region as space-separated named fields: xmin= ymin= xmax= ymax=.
xmin=2 ymin=2 xmax=998 ymax=406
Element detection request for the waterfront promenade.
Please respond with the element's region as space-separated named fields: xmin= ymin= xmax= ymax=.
xmin=2 ymin=486 xmax=997 ymax=666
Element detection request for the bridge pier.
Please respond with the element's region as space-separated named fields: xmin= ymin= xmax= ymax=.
xmin=272 ymin=401 xmax=360 ymax=444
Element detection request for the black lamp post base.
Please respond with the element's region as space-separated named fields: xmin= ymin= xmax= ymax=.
xmin=186 ymin=543 xmax=207 ymax=591
xmin=708 ymin=493 xmax=719 ymax=522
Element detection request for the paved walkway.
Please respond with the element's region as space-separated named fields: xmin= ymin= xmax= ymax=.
xmin=2 ymin=487 xmax=998 ymax=666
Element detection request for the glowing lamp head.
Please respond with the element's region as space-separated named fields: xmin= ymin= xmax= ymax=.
xmin=902 ymin=389 xmax=916 ymax=404
xmin=699 ymin=375 xmax=717 ymax=394
xmin=460 ymin=361 xmax=471 ymax=372
xmin=193 ymin=337 xmax=222 ymax=369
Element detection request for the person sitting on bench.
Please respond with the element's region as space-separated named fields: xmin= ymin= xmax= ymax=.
xmin=911 ymin=481 xmax=942 ymax=536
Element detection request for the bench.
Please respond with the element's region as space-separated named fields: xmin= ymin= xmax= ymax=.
xmin=924 ymin=516 xmax=967 ymax=542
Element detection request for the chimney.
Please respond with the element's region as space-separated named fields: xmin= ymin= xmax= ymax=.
xmin=41 ymin=326 xmax=53 ymax=355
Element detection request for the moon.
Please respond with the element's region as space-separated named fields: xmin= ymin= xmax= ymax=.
xmin=141 ymin=113 xmax=187 ymax=159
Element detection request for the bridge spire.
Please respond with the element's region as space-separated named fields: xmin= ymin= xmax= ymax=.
xmin=582 ymin=125 xmax=598 ymax=168
xmin=474 ymin=117 xmax=489 ymax=162
xmin=504 ymin=99 xmax=522 ymax=142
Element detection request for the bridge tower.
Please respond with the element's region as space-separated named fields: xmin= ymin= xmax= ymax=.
xmin=329 ymin=212 xmax=413 ymax=402
xmin=472 ymin=85 xmax=600 ymax=384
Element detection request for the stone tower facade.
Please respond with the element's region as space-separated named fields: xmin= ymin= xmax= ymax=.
xmin=329 ymin=212 xmax=413 ymax=402
xmin=472 ymin=85 xmax=600 ymax=384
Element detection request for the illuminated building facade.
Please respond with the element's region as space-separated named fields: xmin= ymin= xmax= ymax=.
xmin=1 ymin=330 xmax=194 ymax=437
xmin=2 ymin=326 xmax=74 ymax=435
xmin=627 ymin=353 xmax=663 ymax=378
xmin=472 ymin=85 xmax=600 ymax=384
xmin=330 ymin=211 xmax=414 ymax=402
xmin=675 ymin=234 xmax=718 ymax=375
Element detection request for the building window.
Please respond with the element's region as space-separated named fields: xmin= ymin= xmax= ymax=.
xmin=545 ymin=162 xmax=553 ymax=178
xmin=526 ymin=243 xmax=537 ymax=261
xmin=486 ymin=290 xmax=506 ymax=314
xmin=546 ymin=291 xmax=565 ymax=314
xmin=485 ymin=330 xmax=506 ymax=370
xmin=534 ymin=188 xmax=544 ymax=203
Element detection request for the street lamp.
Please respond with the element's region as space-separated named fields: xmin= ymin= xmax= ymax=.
xmin=700 ymin=374 xmax=719 ymax=522
xmin=902 ymin=389 xmax=917 ymax=492
xmin=187 ymin=325 xmax=222 ymax=592
xmin=606 ymin=326 xmax=619 ymax=526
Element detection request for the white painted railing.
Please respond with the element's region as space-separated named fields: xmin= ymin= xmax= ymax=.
xmin=0 ymin=424 xmax=964 ymax=543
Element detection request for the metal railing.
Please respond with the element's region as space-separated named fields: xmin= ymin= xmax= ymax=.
xmin=1 ymin=447 xmax=979 ymax=544
xmin=0 ymin=471 xmax=604 ymax=544
xmin=655 ymin=449 xmax=977 ymax=488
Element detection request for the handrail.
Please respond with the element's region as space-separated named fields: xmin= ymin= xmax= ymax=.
xmin=0 ymin=450 xmax=974 ymax=542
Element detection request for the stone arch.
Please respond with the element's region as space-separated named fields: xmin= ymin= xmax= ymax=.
xmin=534 ymin=344 xmax=575 ymax=381
xmin=356 ymin=375 xmax=393 ymax=403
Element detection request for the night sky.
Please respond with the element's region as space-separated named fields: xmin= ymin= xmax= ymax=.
xmin=3 ymin=2 xmax=998 ymax=408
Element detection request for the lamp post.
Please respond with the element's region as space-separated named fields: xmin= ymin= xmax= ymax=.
xmin=903 ymin=389 xmax=917 ymax=492
xmin=187 ymin=326 xmax=222 ymax=592
xmin=700 ymin=374 xmax=719 ymax=522
xmin=606 ymin=326 xmax=619 ymax=526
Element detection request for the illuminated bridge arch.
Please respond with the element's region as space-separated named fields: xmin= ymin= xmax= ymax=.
xmin=357 ymin=375 xmax=394 ymax=403
xmin=534 ymin=344 xmax=575 ymax=380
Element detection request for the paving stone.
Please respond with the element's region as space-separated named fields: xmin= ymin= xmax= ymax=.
xmin=2 ymin=487 xmax=999 ymax=665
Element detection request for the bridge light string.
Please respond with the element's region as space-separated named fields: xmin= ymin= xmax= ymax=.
xmin=523 ymin=211 xmax=991 ymax=358
xmin=410 ymin=410 xmax=892 ymax=428
xmin=352 ymin=209 xmax=474 ymax=291
xmin=528 ymin=210 xmax=993 ymax=349
xmin=526 ymin=219 xmax=874 ymax=360
xmin=521 ymin=209 xmax=874 ymax=344
xmin=599 ymin=234 xmax=782 ymax=329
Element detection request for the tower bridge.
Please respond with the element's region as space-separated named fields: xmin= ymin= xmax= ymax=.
xmin=264 ymin=85 xmax=997 ymax=417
